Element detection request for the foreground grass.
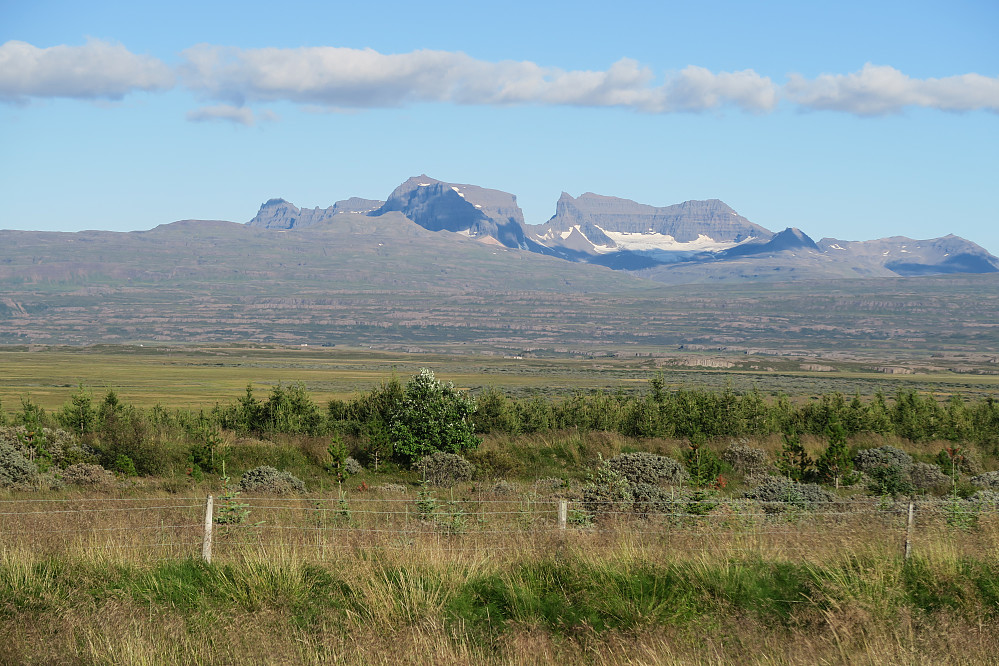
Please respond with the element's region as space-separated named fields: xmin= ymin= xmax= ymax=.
xmin=2 ymin=532 xmax=998 ymax=665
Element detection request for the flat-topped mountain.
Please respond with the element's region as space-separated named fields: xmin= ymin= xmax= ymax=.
xmin=248 ymin=197 xmax=383 ymax=229
xmin=371 ymin=175 xmax=530 ymax=250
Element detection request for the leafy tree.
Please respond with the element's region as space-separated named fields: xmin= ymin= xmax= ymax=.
xmin=389 ymin=368 xmax=480 ymax=463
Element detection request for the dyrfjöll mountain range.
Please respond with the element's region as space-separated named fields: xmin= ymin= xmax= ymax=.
xmin=247 ymin=175 xmax=999 ymax=283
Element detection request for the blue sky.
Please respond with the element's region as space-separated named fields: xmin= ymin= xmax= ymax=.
xmin=2 ymin=0 xmax=997 ymax=253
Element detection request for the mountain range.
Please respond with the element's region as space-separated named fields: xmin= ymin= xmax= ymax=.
xmin=247 ymin=175 xmax=999 ymax=283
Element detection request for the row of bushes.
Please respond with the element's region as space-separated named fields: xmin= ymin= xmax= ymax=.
xmin=239 ymin=377 xmax=999 ymax=448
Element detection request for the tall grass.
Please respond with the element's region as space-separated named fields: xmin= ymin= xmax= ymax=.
xmin=1 ymin=491 xmax=997 ymax=664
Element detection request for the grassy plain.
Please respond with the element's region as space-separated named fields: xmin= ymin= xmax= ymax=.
xmin=3 ymin=343 xmax=999 ymax=414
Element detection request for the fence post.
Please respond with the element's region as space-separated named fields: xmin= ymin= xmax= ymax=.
xmin=202 ymin=495 xmax=214 ymax=564
xmin=558 ymin=499 xmax=567 ymax=531
xmin=904 ymin=501 xmax=915 ymax=560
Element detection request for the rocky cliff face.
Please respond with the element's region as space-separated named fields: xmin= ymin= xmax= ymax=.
xmin=537 ymin=192 xmax=772 ymax=244
xmin=247 ymin=197 xmax=383 ymax=229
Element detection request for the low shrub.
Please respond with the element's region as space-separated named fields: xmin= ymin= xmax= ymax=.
xmin=630 ymin=482 xmax=676 ymax=516
xmin=722 ymin=441 xmax=772 ymax=477
xmin=466 ymin=448 xmax=521 ymax=480
xmin=854 ymin=446 xmax=913 ymax=474
xmin=607 ymin=452 xmax=688 ymax=486
xmin=0 ymin=441 xmax=38 ymax=489
xmin=866 ymin=463 xmax=915 ymax=497
xmin=909 ymin=462 xmax=950 ymax=491
xmin=345 ymin=457 xmax=363 ymax=476
xmin=374 ymin=483 xmax=408 ymax=494
xmin=970 ymin=471 xmax=999 ymax=490
xmin=489 ymin=480 xmax=517 ymax=495
xmin=62 ymin=463 xmax=115 ymax=487
xmin=239 ymin=466 xmax=306 ymax=494
xmin=413 ymin=452 xmax=474 ymax=487
xmin=744 ymin=476 xmax=834 ymax=511
xmin=581 ymin=457 xmax=633 ymax=514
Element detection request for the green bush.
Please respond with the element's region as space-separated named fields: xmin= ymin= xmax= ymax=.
xmin=581 ymin=457 xmax=633 ymax=515
xmin=389 ymin=369 xmax=480 ymax=463
xmin=866 ymin=463 xmax=915 ymax=497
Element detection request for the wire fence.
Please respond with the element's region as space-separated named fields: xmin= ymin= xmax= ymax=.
xmin=0 ymin=491 xmax=995 ymax=563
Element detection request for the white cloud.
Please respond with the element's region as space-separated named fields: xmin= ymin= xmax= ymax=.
xmin=0 ymin=39 xmax=174 ymax=103
xmin=4 ymin=41 xmax=996 ymax=118
xmin=179 ymin=45 xmax=778 ymax=113
xmin=786 ymin=63 xmax=999 ymax=115
xmin=186 ymin=104 xmax=260 ymax=125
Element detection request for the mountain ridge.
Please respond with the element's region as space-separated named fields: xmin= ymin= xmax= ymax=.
xmin=245 ymin=175 xmax=999 ymax=282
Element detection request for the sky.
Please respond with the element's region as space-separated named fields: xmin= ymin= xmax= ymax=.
xmin=2 ymin=0 xmax=998 ymax=253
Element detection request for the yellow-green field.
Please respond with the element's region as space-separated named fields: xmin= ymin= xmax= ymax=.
xmin=3 ymin=343 xmax=999 ymax=412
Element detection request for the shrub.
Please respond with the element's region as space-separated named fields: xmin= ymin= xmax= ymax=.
xmin=866 ymin=463 xmax=915 ymax=497
xmin=935 ymin=447 xmax=983 ymax=477
xmin=607 ymin=452 xmax=688 ymax=486
xmin=389 ymin=368 xmax=480 ymax=463
xmin=466 ymin=448 xmax=521 ymax=480
xmin=970 ymin=471 xmax=999 ymax=490
xmin=909 ymin=462 xmax=950 ymax=491
xmin=722 ymin=441 xmax=771 ymax=476
xmin=630 ymin=482 xmax=676 ymax=516
xmin=683 ymin=444 xmax=724 ymax=488
xmin=0 ymin=426 xmax=95 ymax=469
xmin=239 ymin=466 xmax=306 ymax=494
xmin=345 ymin=457 xmax=363 ymax=476
xmin=0 ymin=441 xmax=38 ymax=489
xmin=62 ymin=463 xmax=115 ymax=487
xmin=969 ymin=489 xmax=999 ymax=511
xmin=744 ymin=476 xmax=834 ymax=511
xmin=581 ymin=457 xmax=633 ymax=514
xmin=413 ymin=452 xmax=474 ymax=487
xmin=854 ymin=446 xmax=913 ymax=473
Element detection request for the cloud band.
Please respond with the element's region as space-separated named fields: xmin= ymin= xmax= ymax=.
xmin=2 ymin=40 xmax=996 ymax=119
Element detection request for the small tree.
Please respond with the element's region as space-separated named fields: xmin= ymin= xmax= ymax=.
xmin=59 ymin=385 xmax=98 ymax=435
xmin=389 ymin=368 xmax=480 ymax=464
xmin=816 ymin=419 xmax=857 ymax=488
xmin=326 ymin=435 xmax=349 ymax=482
xmin=777 ymin=432 xmax=813 ymax=482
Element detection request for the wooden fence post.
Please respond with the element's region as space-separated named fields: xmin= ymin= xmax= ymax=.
xmin=904 ymin=501 xmax=915 ymax=560
xmin=202 ymin=495 xmax=214 ymax=563
xmin=558 ymin=499 xmax=567 ymax=531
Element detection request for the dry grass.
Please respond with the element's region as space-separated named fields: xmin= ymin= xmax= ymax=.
xmin=1 ymin=488 xmax=998 ymax=664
